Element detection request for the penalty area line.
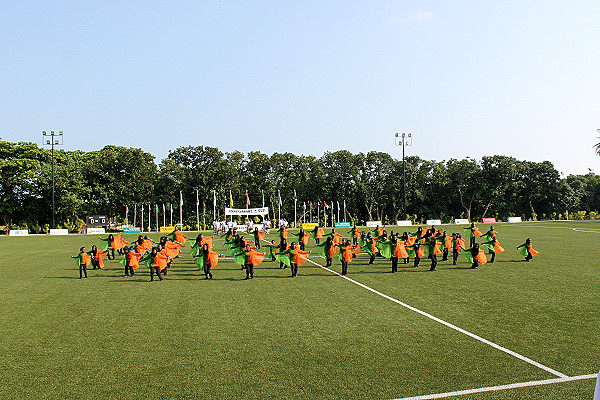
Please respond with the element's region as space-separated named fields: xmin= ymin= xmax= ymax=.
xmin=296 ymin=250 xmax=567 ymax=378
xmin=389 ymin=374 xmax=597 ymax=400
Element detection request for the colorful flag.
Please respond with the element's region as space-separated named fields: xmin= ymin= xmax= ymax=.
xmin=245 ymin=190 xmax=250 ymax=206
xmin=229 ymin=190 xmax=233 ymax=207
xmin=278 ymin=190 xmax=282 ymax=206
xmin=196 ymin=190 xmax=200 ymax=206
xmin=162 ymin=204 xmax=165 ymax=214
xmin=179 ymin=191 xmax=183 ymax=207
xmin=213 ymin=190 xmax=217 ymax=207
xmin=324 ymin=201 xmax=328 ymax=208
xmin=293 ymin=189 xmax=297 ymax=200
xmin=125 ymin=205 xmax=129 ymax=214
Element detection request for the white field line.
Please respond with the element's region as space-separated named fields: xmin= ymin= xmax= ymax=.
xmin=510 ymin=224 xmax=600 ymax=233
xmin=278 ymin=241 xmax=568 ymax=378
xmin=390 ymin=374 xmax=597 ymax=400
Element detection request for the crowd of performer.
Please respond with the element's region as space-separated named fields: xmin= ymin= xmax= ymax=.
xmin=70 ymin=223 xmax=539 ymax=280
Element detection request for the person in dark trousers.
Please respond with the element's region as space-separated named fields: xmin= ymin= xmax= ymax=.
xmin=517 ymin=238 xmax=539 ymax=262
xmin=440 ymin=231 xmax=451 ymax=262
xmin=71 ymin=247 xmax=90 ymax=279
xmin=426 ymin=237 xmax=439 ymax=271
xmin=349 ymin=225 xmax=360 ymax=246
xmin=470 ymin=243 xmax=480 ymax=269
xmin=99 ymin=234 xmax=116 ymax=260
xmin=150 ymin=247 xmax=167 ymax=281
xmin=89 ymin=245 xmax=99 ymax=269
xmin=324 ymin=236 xmax=334 ymax=268
xmin=389 ymin=235 xmax=399 ymax=273
xmin=312 ymin=225 xmax=322 ymax=245
xmin=243 ymin=244 xmax=265 ymax=280
xmin=338 ymin=238 xmax=354 ymax=275
xmin=278 ymin=238 xmax=288 ymax=268
xmin=365 ymin=235 xmax=377 ymax=265
xmin=481 ymin=237 xmax=505 ymax=263
xmin=253 ymin=228 xmax=261 ymax=249
xmin=460 ymin=243 xmax=486 ymax=269
xmin=201 ymin=243 xmax=213 ymax=279
xmin=401 ymin=232 xmax=410 ymax=264
xmin=452 ymin=233 xmax=464 ymax=265
xmin=123 ymin=246 xmax=142 ymax=277
xmin=413 ymin=242 xmax=422 ymax=268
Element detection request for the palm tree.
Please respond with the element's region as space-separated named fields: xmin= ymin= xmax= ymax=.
xmin=595 ymin=129 xmax=600 ymax=155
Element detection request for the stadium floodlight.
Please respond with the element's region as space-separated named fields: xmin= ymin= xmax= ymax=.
xmin=395 ymin=133 xmax=413 ymax=220
xmin=42 ymin=130 xmax=64 ymax=229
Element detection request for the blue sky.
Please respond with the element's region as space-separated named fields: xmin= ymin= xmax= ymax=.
xmin=1 ymin=1 xmax=599 ymax=175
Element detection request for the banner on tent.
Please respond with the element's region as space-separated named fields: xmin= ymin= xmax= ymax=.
xmin=123 ymin=227 xmax=141 ymax=233
xmin=160 ymin=226 xmax=175 ymax=233
xmin=396 ymin=220 xmax=413 ymax=226
xmin=225 ymin=207 xmax=269 ymax=216
xmin=334 ymin=222 xmax=351 ymax=228
xmin=50 ymin=229 xmax=69 ymax=235
xmin=508 ymin=217 xmax=523 ymax=223
xmin=482 ymin=218 xmax=497 ymax=223
xmin=454 ymin=219 xmax=470 ymax=224
xmin=86 ymin=228 xmax=106 ymax=234
xmin=302 ymin=223 xmax=318 ymax=230
xmin=366 ymin=221 xmax=382 ymax=227
xmin=9 ymin=230 xmax=29 ymax=236
xmin=426 ymin=219 xmax=442 ymax=226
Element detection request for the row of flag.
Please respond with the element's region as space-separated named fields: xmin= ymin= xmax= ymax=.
xmin=123 ymin=190 xmax=346 ymax=215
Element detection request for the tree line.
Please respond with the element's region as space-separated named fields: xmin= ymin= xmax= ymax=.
xmin=2 ymin=140 xmax=599 ymax=232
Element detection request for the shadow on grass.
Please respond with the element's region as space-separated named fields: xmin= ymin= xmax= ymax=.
xmin=46 ymin=276 xmax=82 ymax=279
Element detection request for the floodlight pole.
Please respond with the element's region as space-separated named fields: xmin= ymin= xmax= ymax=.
xmin=42 ymin=130 xmax=63 ymax=229
xmin=395 ymin=132 xmax=412 ymax=220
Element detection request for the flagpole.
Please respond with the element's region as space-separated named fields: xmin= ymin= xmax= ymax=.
xmin=229 ymin=190 xmax=233 ymax=223
xmin=344 ymin=200 xmax=347 ymax=222
xmin=337 ymin=201 xmax=340 ymax=223
xmin=163 ymin=204 xmax=166 ymax=228
xmin=331 ymin=201 xmax=334 ymax=227
xmin=278 ymin=190 xmax=281 ymax=223
xmin=125 ymin=206 xmax=128 ymax=225
xmin=294 ymin=190 xmax=297 ymax=229
xmin=179 ymin=191 xmax=183 ymax=230
xmin=213 ymin=190 xmax=216 ymax=221
xmin=316 ymin=203 xmax=319 ymax=226
xmin=133 ymin=204 xmax=137 ymax=227
xmin=303 ymin=202 xmax=306 ymax=224
xmin=148 ymin=205 xmax=151 ymax=232
xmin=155 ymin=204 xmax=159 ymax=233
xmin=196 ymin=189 xmax=200 ymax=231
xmin=261 ymin=190 xmax=264 ymax=207
xmin=141 ymin=204 xmax=144 ymax=232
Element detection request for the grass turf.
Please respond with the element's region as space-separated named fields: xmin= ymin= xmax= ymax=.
xmin=0 ymin=221 xmax=597 ymax=399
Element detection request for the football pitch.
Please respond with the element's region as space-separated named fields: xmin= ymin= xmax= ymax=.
xmin=0 ymin=221 xmax=598 ymax=399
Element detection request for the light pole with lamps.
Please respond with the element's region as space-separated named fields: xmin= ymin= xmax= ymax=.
xmin=42 ymin=130 xmax=63 ymax=229
xmin=395 ymin=132 xmax=412 ymax=220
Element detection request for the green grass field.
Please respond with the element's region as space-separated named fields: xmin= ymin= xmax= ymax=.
xmin=0 ymin=221 xmax=598 ymax=399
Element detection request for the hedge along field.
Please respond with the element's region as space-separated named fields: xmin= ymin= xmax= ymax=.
xmin=0 ymin=221 xmax=597 ymax=400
